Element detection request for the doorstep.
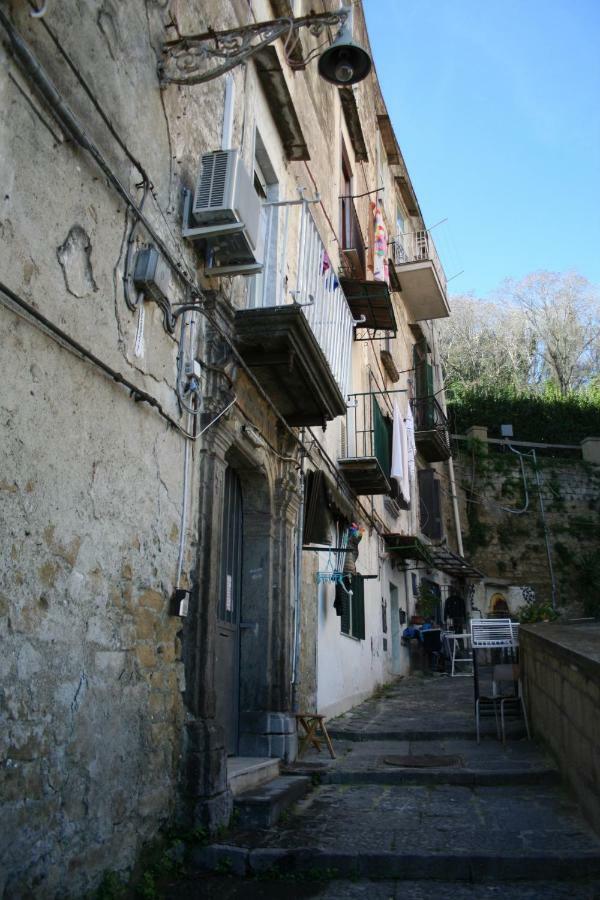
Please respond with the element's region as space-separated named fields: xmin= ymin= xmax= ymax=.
xmin=227 ymin=757 xmax=280 ymax=797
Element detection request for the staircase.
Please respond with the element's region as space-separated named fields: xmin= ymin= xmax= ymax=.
xmin=189 ymin=678 xmax=600 ymax=897
xmin=227 ymin=756 xmax=311 ymax=828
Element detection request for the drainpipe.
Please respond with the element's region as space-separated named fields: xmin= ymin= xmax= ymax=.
xmin=447 ymin=455 xmax=464 ymax=557
xmin=532 ymin=449 xmax=558 ymax=610
xmin=221 ymin=74 xmax=234 ymax=151
xmin=291 ymin=458 xmax=305 ymax=713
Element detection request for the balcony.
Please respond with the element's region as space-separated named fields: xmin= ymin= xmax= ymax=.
xmin=339 ymin=199 xmax=396 ymax=338
xmin=235 ymin=199 xmax=354 ymax=427
xmin=338 ymin=392 xmax=392 ymax=495
xmin=391 ymin=230 xmax=450 ymax=323
xmin=413 ymin=396 xmax=451 ymax=462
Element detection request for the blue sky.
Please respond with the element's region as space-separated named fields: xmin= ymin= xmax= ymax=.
xmin=363 ymin=0 xmax=600 ymax=298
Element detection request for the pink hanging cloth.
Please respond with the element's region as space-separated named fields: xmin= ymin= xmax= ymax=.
xmin=371 ymin=200 xmax=389 ymax=285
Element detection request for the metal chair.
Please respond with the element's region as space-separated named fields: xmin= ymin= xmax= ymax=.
xmin=470 ymin=619 xmax=519 ymax=742
xmin=492 ymin=663 xmax=530 ymax=743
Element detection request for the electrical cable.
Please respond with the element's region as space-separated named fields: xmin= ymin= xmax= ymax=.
xmin=0 ymin=14 xmax=316 ymax=460
xmin=0 ymin=280 xmax=199 ymax=440
xmin=123 ymin=182 xmax=150 ymax=312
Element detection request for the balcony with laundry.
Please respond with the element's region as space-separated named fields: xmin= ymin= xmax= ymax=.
xmin=338 ymin=196 xmax=397 ymax=339
xmin=234 ymin=195 xmax=355 ymax=427
xmin=390 ymin=228 xmax=450 ymax=323
xmin=337 ymin=388 xmax=414 ymax=501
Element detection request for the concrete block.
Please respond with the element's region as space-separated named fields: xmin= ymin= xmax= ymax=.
xmin=581 ymin=437 xmax=600 ymax=464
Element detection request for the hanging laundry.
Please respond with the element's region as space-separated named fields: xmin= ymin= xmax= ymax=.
xmin=400 ymin=404 xmax=410 ymax=505
xmin=391 ymin=401 xmax=403 ymax=482
xmin=372 ymin=201 xmax=389 ymax=285
xmin=321 ymin=250 xmax=339 ymax=291
xmin=405 ymin=401 xmax=416 ymax=481
xmin=391 ymin=401 xmax=409 ymax=504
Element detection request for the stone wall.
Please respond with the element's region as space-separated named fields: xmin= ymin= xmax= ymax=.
xmin=0 ymin=1 xmax=221 ymax=894
xmin=520 ymin=623 xmax=600 ymax=834
xmin=453 ymin=437 xmax=600 ymax=609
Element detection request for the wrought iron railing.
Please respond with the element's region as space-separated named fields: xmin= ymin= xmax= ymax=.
xmin=413 ymin=396 xmax=450 ymax=446
xmin=342 ymin=391 xmax=391 ymax=473
xmin=339 ymin=197 xmax=366 ymax=280
xmin=252 ymin=197 xmax=354 ymax=402
xmin=393 ymin=230 xmax=447 ymax=292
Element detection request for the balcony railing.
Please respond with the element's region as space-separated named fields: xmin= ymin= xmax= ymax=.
xmin=393 ymin=230 xmax=447 ymax=292
xmin=338 ymin=199 xmax=396 ymax=335
xmin=413 ymin=395 xmax=451 ymax=462
xmin=340 ymin=198 xmax=366 ymax=281
xmin=338 ymin=391 xmax=392 ymax=495
xmin=252 ymin=198 xmax=354 ymax=403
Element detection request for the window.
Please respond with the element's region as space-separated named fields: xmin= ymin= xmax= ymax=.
xmin=248 ymin=129 xmax=279 ymax=308
xmin=340 ymin=142 xmax=353 ymax=250
xmin=418 ymin=468 xmax=443 ymax=540
xmin=338 ymin=574 xmax=365 ymax=640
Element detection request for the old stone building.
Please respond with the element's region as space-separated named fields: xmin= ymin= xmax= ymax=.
xmin=0 ymin=1 xmax=474 ymax=894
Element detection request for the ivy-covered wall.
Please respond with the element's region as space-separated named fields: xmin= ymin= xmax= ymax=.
xmin=454 ymin=440 xmax=600 ymax=615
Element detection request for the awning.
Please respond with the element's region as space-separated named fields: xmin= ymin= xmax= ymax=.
xmin=383 ymin=534 xmax=434 ymax=566
xmin=428 ymin=547 xmax=484 ymax=580
xmin=383 ymin=535 xmax=484 ymax=580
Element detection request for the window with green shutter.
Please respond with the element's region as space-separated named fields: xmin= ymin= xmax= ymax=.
xmin=338 ymin=574 xmax=365 ymax=640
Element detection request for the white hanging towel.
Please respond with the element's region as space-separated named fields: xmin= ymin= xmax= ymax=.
xmin=400 ymin=405 xmax=410 ymax=504
xmin=391 ymin=401 xmax=410 ymax=504
xmin=391 ymin=401 xmax=404 ymax=481
xmin=405 ymin=402 xmax=416 ymax=481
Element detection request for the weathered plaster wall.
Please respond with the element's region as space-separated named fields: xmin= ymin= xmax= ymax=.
xmin=520 ymin=623 xmax=600 ymax=834
xmin=0 ymin=0 xmax=222 ymax=893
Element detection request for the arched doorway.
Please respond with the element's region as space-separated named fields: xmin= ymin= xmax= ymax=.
xmin=490 ymin=592 xmax=510 ymax=618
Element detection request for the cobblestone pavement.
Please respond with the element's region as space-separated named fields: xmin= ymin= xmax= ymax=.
xmin=172 ymin=674 xmax=600 ymax=899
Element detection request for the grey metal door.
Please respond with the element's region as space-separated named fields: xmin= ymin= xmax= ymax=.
xmin=215 ymin=467 xmax=243 ymax=755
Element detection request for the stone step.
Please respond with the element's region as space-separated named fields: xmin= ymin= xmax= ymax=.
xmin=168 ymin=874 xmax=600 ymax=899
xmin=226 ymin=757 xmax=280 ymax=797
xmin=286 ymin=766 xmax=561 ymax=787
xmin=233 ymin=775 xmax=312 ymax=827
xmin=327 ymin=720 xmax=527 ymax=742
xmin=194 ymin=782 xmax=600 ymax=882
xmin=283 ymin=736 xmax=559 ymax=787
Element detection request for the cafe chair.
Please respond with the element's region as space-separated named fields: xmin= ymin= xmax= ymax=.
xmin=492 ymin=663 xmax=530 ymax=743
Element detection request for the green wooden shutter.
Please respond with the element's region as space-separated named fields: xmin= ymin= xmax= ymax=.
xmin=339 ymin=582 xmax=351 ymax=635
xmin=351 ymin=574 xmax=365 ymax=640
xmin=372 ymin=397 xmax=391 ymax=477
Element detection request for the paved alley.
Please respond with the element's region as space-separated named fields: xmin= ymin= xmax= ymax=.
xmin=166 ymin=674 xmax=600 ymax=898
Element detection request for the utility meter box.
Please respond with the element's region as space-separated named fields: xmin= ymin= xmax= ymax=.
xmin=133 ymin=247 xmax=171 ymax=305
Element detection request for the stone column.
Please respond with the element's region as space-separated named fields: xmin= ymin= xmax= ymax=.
xmin=466 ymin=425 xmax=488 ymax=453
xmin=182 ymin=426 xmax=233 ymax=830
xmin=581 ymin=437 xmax=600 ymax=465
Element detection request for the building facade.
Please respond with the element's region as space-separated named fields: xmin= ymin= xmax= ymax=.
xmin=0 ymin=1 xmax=472 ymax=894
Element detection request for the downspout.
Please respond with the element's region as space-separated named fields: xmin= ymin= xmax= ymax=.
xmin=291 ymin=458 xmax=305 ymax=713
xmin=532 ymin=449 xmax=558 ymax=610
xmin=447 ymin=455 xmax=464 ymax=557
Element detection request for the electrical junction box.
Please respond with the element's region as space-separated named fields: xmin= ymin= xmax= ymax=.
xmin=133 ymin=247 xmax=171 ymax=305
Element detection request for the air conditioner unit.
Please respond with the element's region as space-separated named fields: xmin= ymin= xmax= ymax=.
xmin=182 ymin=149 xmax=265 ymax=277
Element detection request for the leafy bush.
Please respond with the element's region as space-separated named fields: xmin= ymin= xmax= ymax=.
xmin=448 ymin=385 xmax=600 ymax=445
xmin=517 ymin=601 xmax=559 ymax=624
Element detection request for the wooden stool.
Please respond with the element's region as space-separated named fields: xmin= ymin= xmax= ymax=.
xmin=295 ymin=713 xmax=336 ymax=759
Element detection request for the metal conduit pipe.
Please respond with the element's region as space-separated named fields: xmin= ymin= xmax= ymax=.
xmin=446 ymin=455 xmax=464 ymax=558
xmin=291 ymin=459 xmax=305 ymax=713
